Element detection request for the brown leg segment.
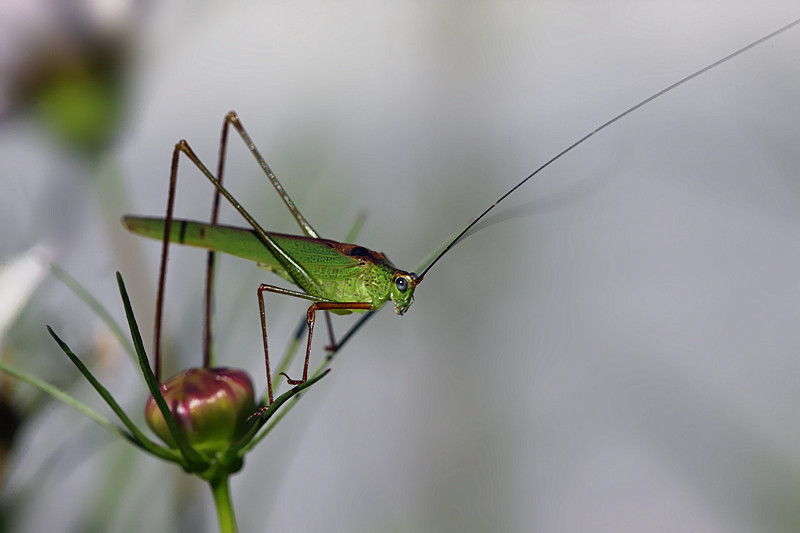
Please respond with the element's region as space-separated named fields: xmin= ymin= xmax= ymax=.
xmin=156 ymin=116 xmax=241 ymax=377
xmin=254 ymin=282 xmax=372 ymax=395
xmin=201 ymin=114 xmax=234 ymax=368
xmin=158 ymin=115 xmax=368 ymax=415
xmin=283 ymin=301 xmax=374 ymax=385
xmin=257 ymin=285 xmax=275 ymax=405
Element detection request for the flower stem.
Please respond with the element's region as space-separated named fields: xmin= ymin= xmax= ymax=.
xmin=210 ymin=476 xmax=238 ymax=533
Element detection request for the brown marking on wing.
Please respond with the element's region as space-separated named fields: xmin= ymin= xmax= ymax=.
xmin=325 ymin=241 xmax=391 ymax=265
xmin=347 ymin=246 xmax=369 ymax=256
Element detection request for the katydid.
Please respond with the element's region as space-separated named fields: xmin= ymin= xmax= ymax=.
xmin=124 ymin=112 xmax=417 ymax=408
xmin=123 ymin=17 xmax=800 ymax=412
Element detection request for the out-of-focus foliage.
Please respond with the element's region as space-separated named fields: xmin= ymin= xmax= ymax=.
xmin=1 ymin=0 xmax=137 ymax=156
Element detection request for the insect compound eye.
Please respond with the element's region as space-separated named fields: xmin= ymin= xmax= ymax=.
xmin=395 ymin=277 xmax=408 ymax=292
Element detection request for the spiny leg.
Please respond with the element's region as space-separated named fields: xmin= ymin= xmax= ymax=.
xmin=221 ymin=111 xmax=319 ymax=239
xmin=253 ymin=282 xmax=326 ymax=407
xmin=250 ymin=283 xmax=310 ymax=418
xmin=174 ymin=140 xmax=325 ymax=298
xmin=157 ymin=121 xmax=336 ymax=414
xmin=254 ymin=283 xmax=372 ymax=389
xmin=163 ymin=118 xmax=365 ymax=403
xmin=286 ymin=301 xmax=374 ymax=386
xmin=250 ymin=287 xmax=311 ymax=420
xmin=165 ymin=141 xmax=329 ymax=403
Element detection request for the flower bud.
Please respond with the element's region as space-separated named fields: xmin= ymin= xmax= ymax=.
xmin=145 ymin=367 xmax=255 ymax=454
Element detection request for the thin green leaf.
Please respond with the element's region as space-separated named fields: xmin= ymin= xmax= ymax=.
xmin=49 ymin=263 xmax=137 ymax=362
xmin=116 ymin=272 xmax=207 ymax=468
xmin=46 ymin=326 xmax=182 ymax=463
xmin=321 ymin=311 xmax=375 ymax=368
xmin=251 ymin=312 xmax=375 ymax=446
xmin=343 ymin=212 xmax=367 ymax=243
xmin=232 ymin=369 xmax=330 ymax=455
xmin=0 ymin=360 xmax=134 ymax=444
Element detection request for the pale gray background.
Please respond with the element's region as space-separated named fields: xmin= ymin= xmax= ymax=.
xmin=2 ymin=2 xmax=799 ymax=532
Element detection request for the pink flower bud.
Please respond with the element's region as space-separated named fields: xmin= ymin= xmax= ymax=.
xmin=145 ymin=367 xmax=255 ymax=454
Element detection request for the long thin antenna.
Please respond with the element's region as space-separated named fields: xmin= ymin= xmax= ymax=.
xmin=416 ymin=16 xmax=800 ymax=282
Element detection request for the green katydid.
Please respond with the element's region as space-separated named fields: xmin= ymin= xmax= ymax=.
xmin=123 ymin=112 xmax=416 ymax=407
xmin=123 ymin=17 xmax=800 ymax=412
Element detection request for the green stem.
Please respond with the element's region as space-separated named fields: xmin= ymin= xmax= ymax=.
xmin=210 ymin=475 xmax=238 ymax=533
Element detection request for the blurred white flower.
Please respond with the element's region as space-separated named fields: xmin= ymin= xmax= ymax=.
xmin=0 ymin=0 xmax=140 ymax=153
xmin=0 ymin=246 xmax=50 ymax=348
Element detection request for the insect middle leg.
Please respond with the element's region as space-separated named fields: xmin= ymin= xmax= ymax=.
xmin=257 ymin=284 xmax=372 ymax=404
xmin=323 ymin=311 xmax=338 ymax=352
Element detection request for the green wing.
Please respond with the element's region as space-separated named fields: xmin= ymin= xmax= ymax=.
xmin=121 ymin=216 xmax=362 ymax=286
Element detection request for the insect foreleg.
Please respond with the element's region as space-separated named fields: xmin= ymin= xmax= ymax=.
xmin=253 ymin=284 xmax=372 ymax=414
xmin=292 ymin=301 xmax=374 ymax=386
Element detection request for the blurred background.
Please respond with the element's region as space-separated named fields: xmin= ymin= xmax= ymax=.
xmin=1 ymin=1 xmax=799 ymax=532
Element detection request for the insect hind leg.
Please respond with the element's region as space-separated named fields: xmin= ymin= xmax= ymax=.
xmin=221 ymin=112 xmax=320 ymax=239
